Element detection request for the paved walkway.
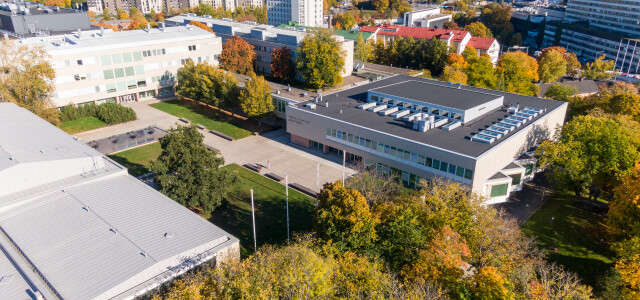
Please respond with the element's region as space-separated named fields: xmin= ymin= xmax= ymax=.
xmin=77 ymin=100 xmax=354 ymax=193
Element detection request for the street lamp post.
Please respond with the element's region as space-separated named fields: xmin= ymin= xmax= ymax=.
xmin=250 ymin=188 xmax=257 ymax=260
xmin=285 ymin=174 xmax=289 ymax=244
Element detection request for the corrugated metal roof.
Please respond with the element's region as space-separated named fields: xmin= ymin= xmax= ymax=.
xmin=0 ymin=103 xmax=238 ymax=299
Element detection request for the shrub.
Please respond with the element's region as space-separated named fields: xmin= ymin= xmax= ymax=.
xmin=59 ymin=104 xmax=79 ymax=122
xmin=96 ymin=103 xmax=137 ymax=124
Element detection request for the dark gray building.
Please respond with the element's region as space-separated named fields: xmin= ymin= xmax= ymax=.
xmin=0 ymin=1 xmax=91 ymax=37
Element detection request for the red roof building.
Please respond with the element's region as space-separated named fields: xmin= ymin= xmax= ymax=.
xmin=360 ymin=24 xmax=500 ymax=64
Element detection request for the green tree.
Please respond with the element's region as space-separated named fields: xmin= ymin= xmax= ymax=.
xmin=271 ymin=46 xmax=295 ymax=83
xmin=465 ymin=22 xmax=493 ymax=38
xmin=176 ymin=59 xmax=239 ymax=108
xmin=239 ymin=73 xmax=274 ymax=126
xmin=150 ymin=125 xmax=237 ymax=217
xmin=543 ymin=83 xmax=578 ymax=101
xmin=419 ymin=37 xmax=449 ymax=76
xmin=0 ymin=40 xmax=59 ymax=125
xmin=314 ymin=181 xmax=378 ymax=254
xmin=101 ymin=8 xmax=113 ymax=20
xmin=297 ymin=29 xmax=346 ymax=89
xmin=441 ymin=65 xmax=468 ymax=85
xmin=372 ymin=0 xmax=389 ymax=12
xmin=583 ymin=55 xmax=616 ymax=80
xmin=538 ymin=49 xmax=567 ymax=83
xmin=497 ymin=51 xmax=539 ymax=96
xmin=565 ymin=52 xmax=582 ymax=78
xmin=536 ymin=113 xmax=640 ymax=198
xmin=609 ymin=93 xmax=640 ymax=122
xmin=465 ymin=54 xmax=497 ymax=89
xmin=376 ymin=203 xmax=428 ymax=272
xmin=509 ymin=32 xmax=523 ymax=46
xmin=219 ymin=36 xmax=257 ymax=75
xmin=355 ymin=32 xmax=373 ymax=62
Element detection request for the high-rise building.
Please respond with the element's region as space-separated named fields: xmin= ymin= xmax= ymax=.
xmin=267 ymin=0 xmax=323 ymax=27
xmin=564 ymin=0 xmax=640 ymax=39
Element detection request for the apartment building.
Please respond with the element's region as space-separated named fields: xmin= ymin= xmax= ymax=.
xmin=565 ymin=0 xmax=640 ymax=39
xmin=167 ymin=15 xmax=354 ymax=78
xmin=403 ymin=7 xmax=452 ymax=28
xmin=360 ymin=25 xmax=501 ymax=64
xmin=286 ymin=75 xmax=568 ymax=203
xmin=267 ymin=0 xmax=323 ymax=27
xmin=19 ymin=25 xmax=222 ymax=107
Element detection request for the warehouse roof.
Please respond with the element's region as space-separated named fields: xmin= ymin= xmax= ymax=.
xmin=292 ymin=75 xmax=566 ymax=158
xmin=0 ymin=103 xmax=238 ymax=300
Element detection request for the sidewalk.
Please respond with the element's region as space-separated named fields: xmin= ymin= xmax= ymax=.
xmin=78 ymin=100 xmax=353 ymax=192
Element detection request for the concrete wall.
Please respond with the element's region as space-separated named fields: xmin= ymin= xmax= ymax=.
xmin=1 ymin=11 xmax=91 ymax=35
xmin=472 ymin=102 xmax=568 ymax=195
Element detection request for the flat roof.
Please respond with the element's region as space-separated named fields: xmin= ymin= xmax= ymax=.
xmin=369 ymin=80 xmax=501 ymax=110
xmin=292 ymin=75 xmax=565 ymax=158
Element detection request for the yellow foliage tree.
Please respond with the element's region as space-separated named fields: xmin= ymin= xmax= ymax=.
xmin=472 ymin=266 xmax=515 ymax=300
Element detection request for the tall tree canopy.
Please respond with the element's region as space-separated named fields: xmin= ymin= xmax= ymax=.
xmin=544 ymin=83 xmax=578 ymax=101
xmin=176 ymin=59 xmax=240 ymax=108
xmin=583 ymin=55 xmax=616 ymax=80
xmin=296 ymin=29 xmax=346 ymax=89
xmin=239 ymin=73 xmax=274 ymax=126
xmin=219 ymin=36 xmax=257 ymax=75
xmin=0 ymin=40 xmax=59 ymax=124
xmin=536 ymin=113 xmax=640 ymax=198
xmin=150 ymin=125 xmax=238 ymax=217
xmin=270 ymin=46 xmax=295 ymax=83
xmin=465 ymin=54 xmax=498 ymax=89
xmin=465 ymin=22 xmax=493 ymax=38
xmin=497 ymin=51 xmax=539 ymax=96
xmin=538 ymin=48 xmax=567 ymax=83
xmin=354 ymin=32 xmax=373 ymax=62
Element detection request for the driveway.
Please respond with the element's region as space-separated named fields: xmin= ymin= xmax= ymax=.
xmin=78 ymin=100 xmax=354 ymax=193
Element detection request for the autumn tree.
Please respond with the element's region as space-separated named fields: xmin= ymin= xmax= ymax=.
xmin=189 ymin=20 xmax=215 ymax=34
xmin=543 ymin=83 xmax=578 ymax=101
xmin=271 ymin=46 xmax=295 ymax=83
xmin=472 ymin=266 xmax=515 ymax=300
xmin=609 ymin=93 xmax=640 ymax=121
xmin=465 ymin=54 xmax=497 ymax=89
xmin=497 ymin=51 xmax=539 ymax=96
xmin=176 ymin=59 xmax=239 ymax=108
xmin=0 ymin=40 xmax=59 ymax=125
xmin=443 ymin=20 xmax=461 ymax=29
xmin=465 ymin=22 xmax=493 ymax=38
xmin=583 ymin=55 xmax=616 ymax=80
xmin=565 ymin=52 xmax=582 ymax=78
xmin=355 ymin=32 xmax=373 ymax=62
xmin=239 ymin=73 xmax=274 ymax=126
xmin=297 ymin=29 xmax=346 ymax=89
xmin=538 ymin=48 xmax=567 ymax=83
xmin=219 ymin=36 xmax=257 ymax=75
xmin=150 ymin=125 xmax=237 ymax=217
xmin=536 ymin=113 xmax=640 ymax=198
xmin=441 ymin=65 xmax=468 ymax=85
xmin=372 ymin=0 xmax=389 ymax=13
xmin=314 ymin=181 xmax=378 ymax=254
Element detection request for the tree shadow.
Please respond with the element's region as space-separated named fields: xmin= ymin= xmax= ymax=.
xmin=108 ymin=155 xmax=149 ymax=177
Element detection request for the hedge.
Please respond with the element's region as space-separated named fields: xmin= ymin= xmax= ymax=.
xmin=60 ymin=102 xmax=136 ymax=125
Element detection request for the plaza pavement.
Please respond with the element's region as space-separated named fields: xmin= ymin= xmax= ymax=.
xmin=76 ymin=100 xmax=355 ymax=193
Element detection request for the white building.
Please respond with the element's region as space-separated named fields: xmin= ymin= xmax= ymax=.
xmin=267 ymin=0 xmax=323 ymax=27
xmin=0 ymin=102 xmax=239 ymax=299
xmin=403 ymin=7 xmax=452 ymax=28
xmin=19 ymin=25 xmax=222 ymax=107
xmin=167 ymin=16 xmax=354 ymax=78
xmin=565 ymin=0 xmax=640 ymax=40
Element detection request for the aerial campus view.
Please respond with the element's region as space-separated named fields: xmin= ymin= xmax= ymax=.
xmin=0 ymin=0 xmax=639 ymax=298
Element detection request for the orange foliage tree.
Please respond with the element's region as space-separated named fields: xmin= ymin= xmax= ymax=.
xmin=189 ymin=21 xmax=215 ymax=34
xmin=219 ymin=36 xmax=256 ymax=75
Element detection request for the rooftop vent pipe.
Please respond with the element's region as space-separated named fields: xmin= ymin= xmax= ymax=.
xmin=77 ymin=28 xmax=82 ymax=38
xmin=147 ymin=23 xmax=151 ymax=32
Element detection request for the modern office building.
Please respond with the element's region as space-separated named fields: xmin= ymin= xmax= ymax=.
xmin=0 ymin=1 xmax=91 ymax=38
xmin=285 ymin=75 xmax=567 ymax=203
xmin=359 ymin=25 xmax=501 ymax=64
xmin=87 ymin=0 xmax=104 ymax=13
xmin=267 ymin=0 xmax=323 ymax=27
xmin=167 ymin=16 xmax=354 ymax=78
xmin=564 ymin=0 xmax=640 ymax=40
xmin=19 ymin=25 xmax=222 ymax=107
xmin=0 ymin=103 xmax=239 ymax=299
xmin=403 ymin=7 xmax=452 ymax=29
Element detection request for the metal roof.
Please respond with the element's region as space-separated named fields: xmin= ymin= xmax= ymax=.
xmin=0 ymin=103 xmax=238 ymax=299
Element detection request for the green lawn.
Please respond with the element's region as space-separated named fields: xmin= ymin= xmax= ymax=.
xmin=150 ymin=100 xmax=254 ymax=139
xmin=212 ymin=164 xmax=316 ymax=257
xmin=59 ymin=117 xmax=107 ymax=134
xmin=521 ymin=191 xmax=615 ymax=290
xmin=107 ymin=142 xmax=163 ymax=177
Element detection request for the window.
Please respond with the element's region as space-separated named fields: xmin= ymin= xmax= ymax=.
xmin=490 ymin=184 xmax=509 ymax=197
xmin=134 ymin=65 xmax=144 ymax=75
xmin=440 ymin=161 xmax=448 ymax=172
xmin=418 ymin=155 xmax=425 ymax=165
xmin=117 ymin=82 xmax=126 ymax=92
xmin=390 ymin=147 xmax=397 ymax=157
xmin=77 ymin=59 xmax=83 ymax=65
xmin=106 ymin=83 xmax=117 ymax=93
xmin=188 ymin=45 xmax=197 ymax=51
xmin=411 ymin=153 xmax=418 ymax=162
xmin=509 ymin=173 xmax=522 ymax=185
xmin=111 ymin=53 xmax=123 ymax=64
xmin=125 ymin=66 xmax=135 ymax=76
xmin=103 ymin=69 xmax=114 ymax=79
xmin=464 ymin=169 xmax=473 ymax=180
xmin=371 ymin=95 xmax=379 ymax=101
xmin=113 ymin=68 xmax=125 ymax=78
xmin=425 ymin=157 xmax=432 ymax=167
xmin=524 ymin=164 xmax=534 ymax=175
xmin=404 ymin=151 xmax=410 ymax=160
xmin=133 ymin=52 xmax=143 ymax=61
xmin=456 ymin=166 xmax=465 ymax=177
xmin=122 ymin=52 xmax=133 ymax=63
xmin=326 ymin=128 xmax=331 ymax=136
xmin=101 ymin=55 xmax=112 ymax=65
xmin=432 ymin=109 xmax=439 ymax=115
xmin=432 ymin=159 xmax=440 ymax=170
xmin=127 ymin=80 xmax=137 ymax=90
xmin=74 ymin=74 xmax=81 ymax=81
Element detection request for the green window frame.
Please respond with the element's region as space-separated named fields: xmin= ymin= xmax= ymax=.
xmin=490 ymin=184 xmax=509 ymax=197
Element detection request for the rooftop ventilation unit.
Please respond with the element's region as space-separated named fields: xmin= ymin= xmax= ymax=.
xmin=368 ymin=104 xmax=388 ymax=113
xmin=471 ymin=106 xmax=543 ymax=144
xmin=305 ymin=103 xmax=316 ymax=109
xmin=379 ymin=106 xmax=398 ymax=116
xmin=357 ymin=102 xmax=377 ymax=110
xmin=391 ymin=109 xmax=411 ymax=118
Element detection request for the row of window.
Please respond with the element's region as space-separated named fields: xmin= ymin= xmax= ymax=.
xmin=101 ymin=52 xmax=144 ymax=66
xmin=326 ymin=128 xmax=473 ymax=180
xmin=103 ymin=65 xmax=145 ymax=80
xmin=375 ymin=162 xmax=425 ymax=188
